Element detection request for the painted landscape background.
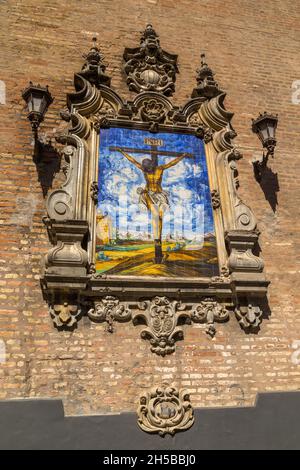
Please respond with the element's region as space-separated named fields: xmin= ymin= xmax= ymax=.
xmin=95 ymin=127 xmax=219 ymax=278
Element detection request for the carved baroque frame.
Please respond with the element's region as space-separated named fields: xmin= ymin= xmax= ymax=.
xmin=41 ymin=27 xmax=269 ymax=349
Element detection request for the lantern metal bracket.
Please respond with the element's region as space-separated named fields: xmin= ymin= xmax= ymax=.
xmin=252 ymin=146 xmax=274 ymax=181
xmin=251 ymin=112 xmax=278 ymax=181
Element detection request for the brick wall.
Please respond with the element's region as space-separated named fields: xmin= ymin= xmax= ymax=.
xmin=0 ymin=0 xmax=300 ymax=415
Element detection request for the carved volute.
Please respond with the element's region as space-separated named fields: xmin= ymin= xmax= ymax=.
xmin=39 ymin=26 xmax=269 ymax=342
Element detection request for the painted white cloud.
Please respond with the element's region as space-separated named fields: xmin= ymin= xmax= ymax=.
xmin=173 ymin=187 xmax=193 ymax=202
xmin=164 ymin=160 xmax=190 ymax=184
xmin=119 ymin=166 xmax=140 ymax=182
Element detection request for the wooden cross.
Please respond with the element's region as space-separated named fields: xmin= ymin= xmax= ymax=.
xmin=109 ymin=142 xmax=194 ymax=165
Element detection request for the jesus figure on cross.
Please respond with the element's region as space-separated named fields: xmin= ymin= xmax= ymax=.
xmin=115 ymin=147 xmax=193 ymax=264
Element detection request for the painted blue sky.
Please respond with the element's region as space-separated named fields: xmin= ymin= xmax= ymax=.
xmin=98 ymin=127 xmax=215 ymax=241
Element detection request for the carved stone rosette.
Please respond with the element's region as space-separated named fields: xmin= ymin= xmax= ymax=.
xmin=137 ymin=384 xmax=194 ymax=436
xmin=38 ymin=25 xmax=270 ymax=341
xmin=139 ymin=97 xmax=167 ymax=131
xmin=132 ymin=297 xmax=190 ymax=356
xmin=87 ymin=296 xmax=131 ymax=332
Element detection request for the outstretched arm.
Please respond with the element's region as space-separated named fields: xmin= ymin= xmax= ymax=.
xmin=115 ymin=148 xmax=142 ymax=169
xmin=160 ymin=153 xmax=192 ymax=170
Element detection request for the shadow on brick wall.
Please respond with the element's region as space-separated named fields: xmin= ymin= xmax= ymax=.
xmin=257 ymin=166 xmax=280 ymax=213
xmin=33 ymin=140 xmax=61 ymax=197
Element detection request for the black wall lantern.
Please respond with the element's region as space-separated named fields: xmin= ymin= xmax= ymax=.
xmin=252 ymin=111 xmax=278 ymax=181
xmin=22 ymin=82 xmax=53 ymax=137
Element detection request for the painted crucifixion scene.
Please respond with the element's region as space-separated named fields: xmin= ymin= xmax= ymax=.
xmin=95 ymin=127 xmax=219 ymax=278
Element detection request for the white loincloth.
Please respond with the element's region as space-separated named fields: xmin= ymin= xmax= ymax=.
xmin=137 ymin=187 xmax=170 ymax=211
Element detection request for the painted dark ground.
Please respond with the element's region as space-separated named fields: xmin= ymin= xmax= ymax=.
xmin=0 ymin=392 xmax=300 ymax=449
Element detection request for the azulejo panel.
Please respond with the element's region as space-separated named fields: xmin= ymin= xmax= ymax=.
xmin=96 ymin=127 xmax=219 ymax=279
xmin=40 ymin=25 xmax=269 ymax=348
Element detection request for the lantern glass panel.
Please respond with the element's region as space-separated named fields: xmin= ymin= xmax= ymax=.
xmin=32 ymin=95 xmax=43 ymax=113
xmin=267 ymin=121 xmax=276 ymax=139
xmin=40 ymin=95 xmax=49 ymax=115
xmin=259 ymin=123 xmax=269 ymax=142
xmin=27 ymin=94 xmax=34 ymax=112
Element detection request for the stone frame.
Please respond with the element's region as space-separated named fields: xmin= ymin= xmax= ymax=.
xmin=40 ymin=26 xmax=269 ymax=349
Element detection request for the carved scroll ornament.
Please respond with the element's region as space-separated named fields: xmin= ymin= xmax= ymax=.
xmin=132 ymin=296 xmax=190 ymax=356
xmin=211 ymin=189 xmax=221 ymax=210
xmin=191 ymin=298 xmax=229 ymax=337
xmin=137 ymin=384 xmax=194 ymax=436
xmin=39 ymin=26 xmax=269 ymax=342
xmin=123 ymin=24 xmax=178 ymax=96
xmin=87 ymin=296 xmax=131 ymax=332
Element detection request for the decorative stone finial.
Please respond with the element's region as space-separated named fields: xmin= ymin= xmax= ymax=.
xmin=191 ymin=53 xmax=221 ymax=99
xmin=140 ymin=23 xmax=158 ymax=43
xmin=123 ymin=24 xmax=178 ymax=96
xmin=80 ymin=36 xmax=111 ymax=88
